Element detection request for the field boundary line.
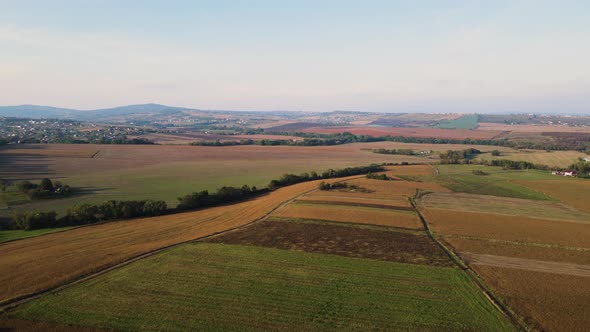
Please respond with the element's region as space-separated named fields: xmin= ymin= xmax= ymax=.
xmin=410 ymin=198 xmax=532 ymax=332
xmin=0 ymin=175 xmax=365 ymax=313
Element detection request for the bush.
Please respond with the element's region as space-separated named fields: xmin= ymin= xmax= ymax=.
xmin=491 ymin=150 xmax=501 ymax=156
xmin=472 ymin=170 xmax=489 ymax=176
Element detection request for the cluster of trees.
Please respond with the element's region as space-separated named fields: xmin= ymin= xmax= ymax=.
xmin=13 ymin=178 xmax=72 ymax=199
xmin=318 ymin=182 xmax=370 ymax=192
xmin=371 ymin=148 xmax=416 ymax=155
xmin=13 ymin=199 xmax=168 ymax=230
xmin=176 ymin=185 xmax=261 ymax=211
xmin=190 ymin=139 xmax=292 ymax=146
xmin=472 ymin=169 xmax=489 ymax=176
xmin=439 ymin=148 xmax=482 ymax=164
xmin=567 ymin=160 xmax=590 ymax=177
xmin=366 ymin=172 xmax=391 ymax=181
xmin=491 ymin=150 xmax=501 ymax=156
xmin=0 ymin=138 xmax=8 ymax=146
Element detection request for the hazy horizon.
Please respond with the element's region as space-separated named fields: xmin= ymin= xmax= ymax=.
xmin=1 ymin=1 xmax=589 ymax=113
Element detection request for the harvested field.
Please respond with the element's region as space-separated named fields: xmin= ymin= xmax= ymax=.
xmin=300 ymin=126 xmax=502 ymax=140
xmin=444 ymin=237 xmax=590 ymax=265
xmin=461 ymin=252 xmax=590 ymax=277
xmin=417 ymin=192 xmax=590 ymax=223
xmin=274 ymin=202 xmax=423 ymax=229
xmin=295 ymin=199 xmax=414 ymax=210
xmin=386 ymin=164 xmax=435 ymax=176
xmin=343 ymin=177 xmax=451 ymax=200
xmin=473 ymin=265 xmax=590 ymax=332
xmin=476 ymin=150 xmax=586 ymax=168
xmin=298 ymin=194 xmax=412 ymax=208
xmin=0 ymin=178 xmax=336 ymax=304
xmin=422 ymin=208 xmax=590 ymax=248
xmin=207 ymin=219 xmax=452 ymax=266
xmin=516 ymin=179 xmax=590 ymax=214
xmin=10 ymin=243 xmax=515 ymax=331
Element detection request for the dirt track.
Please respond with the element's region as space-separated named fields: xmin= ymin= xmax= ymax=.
xmin=461 ymin=252 xmax=590 ymax=277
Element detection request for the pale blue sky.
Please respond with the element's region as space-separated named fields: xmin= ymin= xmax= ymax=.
xmin=1 ymin=0 xmax=589 ymax=112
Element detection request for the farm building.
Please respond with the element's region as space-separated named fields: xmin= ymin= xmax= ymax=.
xmin=552 ymin=170 xmax=578 ymax=177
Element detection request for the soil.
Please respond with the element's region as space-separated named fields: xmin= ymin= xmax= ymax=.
xmin=206 ymin=219 xmax=453 ymax=267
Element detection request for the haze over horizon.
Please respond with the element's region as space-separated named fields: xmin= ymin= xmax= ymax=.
xmin=1 ymin=1 xmax=589 ymax=113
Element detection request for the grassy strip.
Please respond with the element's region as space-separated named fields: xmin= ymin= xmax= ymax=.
xmin=10 ymin=243 xmax=515 ymax=331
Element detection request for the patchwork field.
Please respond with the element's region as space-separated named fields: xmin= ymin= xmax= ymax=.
xmin=274 ymin=201 xmax=423 ymax=229
xmin=0 ymin=178 xmax=334 ymax=304
xmin=418 ymin=192 xmax=590 ymax=222
xmin=8 ymin=243 xmax=514 ymax=331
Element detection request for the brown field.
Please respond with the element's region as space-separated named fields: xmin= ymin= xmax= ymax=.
xmin=475 ymin=149 xmax=586 ymax=168
xmin=0 ymin=178 xmax=344 ymax=304
xmin=478 ymin=122 xmax=590 ymax=133
xmin=386 ymin=164 xmax=435 ymax=176
xmin=298 ymin=195 xmax=412 ymax=208
xmin=292 ymin=199 xmax=415 ymax=210
xmin=422 ymin=208 xmax=590 ymax=248
xmin=473 ymin=265 xmax=590 ymax=332
xmin=516 ymin=179 xmax=590 ymax=214
xmin=444 ymin=237 xmax=590 ymax=265
xmin=344 ymin=177 xmax=450 ymax=200
xmin=417 ymin=192 xmax=590 ymax=223
xmin=274 ymin=202 xmax=423 ymax=229
xmin=300 ymin=126 xmax=502 ymax=140
xmin=461 ymin=252 xmax=590 ymax=277
xmin=207 ymin=219 xmax=452 ymax=266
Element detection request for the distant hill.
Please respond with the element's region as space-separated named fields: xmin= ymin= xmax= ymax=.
xmin=0 ymin=103 xmax=193 ymax=121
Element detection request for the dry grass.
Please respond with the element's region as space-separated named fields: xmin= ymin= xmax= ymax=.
xmin=417 ymin=192 xmax=590 ymax=223
xmin=274 ymin=202 xmax=423 ymax=229
xmin=422 ymin=208 xmax=590 ymax=248
xmin=474 ymin=265 xmax=590 ymax=332
xmin=516 ymin=179 xmax=590 ymax=214
xmin=0 ymin=178 xmax=342 ymax=304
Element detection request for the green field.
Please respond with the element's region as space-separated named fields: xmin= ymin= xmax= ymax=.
xmin=0 ymin=227 xmax=73 ymax=243
xmin=0 ymin=190 xmax=29 ymax=208
xmin=425 ymin=165 xmax=557 ymax=200
xmin=431 ymin=114 xmax=479 ymax=130
xmin=12 ymin=243 xmax=514 ymax=331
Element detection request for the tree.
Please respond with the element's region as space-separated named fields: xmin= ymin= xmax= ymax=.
xmin=491 ymin=150 xmax=501 ymax=156
xmin=40 ymin=178 xmax=54 ymax=191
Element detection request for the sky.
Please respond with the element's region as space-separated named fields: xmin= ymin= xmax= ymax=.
xmin=1 ymin=0 xmax=589 ymax=113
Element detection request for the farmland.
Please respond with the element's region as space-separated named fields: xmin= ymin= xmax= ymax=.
xmin=0 ymin=178 xmax=335 ymax=303
xmin=299 ymin=126 xmax=502 ymax=140
xmin=475 ymin=149 xmax=586 ymax=168
xmin=415 ymin=171 xmax=590 ymax=331
xmin=432 ymin=114 xmax=479 ymax=130
xmin=274 ymin=201 xmax=423 ymax=229
xmin=8 ymin=243 xmax=514 ymax=331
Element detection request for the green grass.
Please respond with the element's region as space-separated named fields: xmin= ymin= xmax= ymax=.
xmin=427 ymin=165 xmax=557 ymax=200
xmin=0 ymin=190 xmax=29 ymax=208
xmin=0 ymin=227 xmax=73 ymax=243
xmin=12 ymin=243 xmax=514 ymax=331
xmin=431 ymin=114 xmax=479 ymax=130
